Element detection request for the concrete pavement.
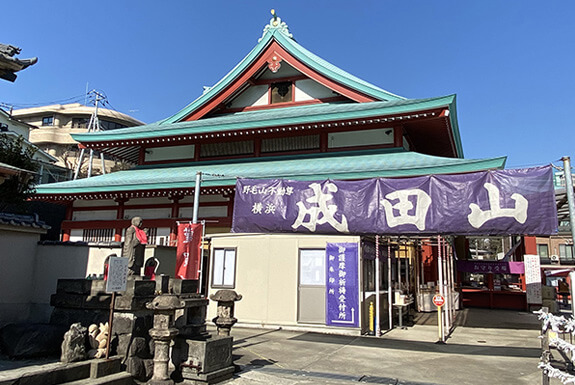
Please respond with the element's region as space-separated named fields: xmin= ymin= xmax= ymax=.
xmin=223 ymin=309 xmax=543 ymax=385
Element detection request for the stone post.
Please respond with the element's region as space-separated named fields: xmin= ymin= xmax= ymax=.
xmin=209 ymin=290 xmax=242 ymax=336
xmin=146 ymin=294 xmax=185 ymax=385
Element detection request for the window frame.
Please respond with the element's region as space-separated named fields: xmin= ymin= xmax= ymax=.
xmin=42 ymin=116 xmax=54 ymax=126
xmin=211 ymin=247 xmax=237 ymax=288
xmin=298 ymin=248 xmax=326 ymax=287
xmin=560 ymin=244 xmax=574 ymax=260
xmin=537 ymin=244 xmax=549 ymax=259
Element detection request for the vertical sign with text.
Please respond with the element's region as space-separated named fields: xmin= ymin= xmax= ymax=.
xmin=176 ymin=223 xmax=203 ymax=280
xmin=105 ymin=257 xmax=129 ymax=293
xmin=524 ymin=254 xmax=542 ymax=305
xmin=326 ymin=243 xmax=359 ymax=327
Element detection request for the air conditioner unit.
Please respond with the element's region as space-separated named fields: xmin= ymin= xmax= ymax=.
xmin=550 ymin=255 xmax=560 ymax=262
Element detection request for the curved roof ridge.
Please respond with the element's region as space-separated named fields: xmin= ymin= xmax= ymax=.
xmin=161 ymin=19 xmax=406 ymax=124
xmin=272 ymin=31 xmax=405 ymax=102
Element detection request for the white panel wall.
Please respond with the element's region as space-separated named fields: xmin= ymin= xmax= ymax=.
xmin=180 ymin=195 xmax=228 ymax=203
xmin=75 ymin=199 xmax=116 ymax=207
xmin=124 ymin=208 xmax=172 ymax=220
xmin=73 ymin=210 xmax=117 ymax=221
xmin=328 ymin=128 xmax=395 ymax=148
xmin=207 ymin=234 xmax=360 ymax=328
xmin=144 ymin=144 xmax=195 ymax=162
xmin=180 ymin=206 xmax=228 ymax=218
xmin=0 ymin=229 xmax=44 ymax=325
xmin=70 ymin=229 xmax=83 ymax=242
xmin=295 ymin=79 xmax=335 ymax=101
xmin=126 ymin=197 xmax=172 ymax=205
xmin=231 ymin=85 xmax=268 ymax=108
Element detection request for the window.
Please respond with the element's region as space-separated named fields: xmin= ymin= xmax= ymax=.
xmin=100 ymin=120 xmax=127 ymax=130
xmin=212 ymin=248 xmax=236 ymax=288
xmin=72 ymin=118 xmax=89 ymax=128
xmin=299 ymin=249 xmax=325 ymax=286
xmin=270 ymin=81 xmax=292 ymax=104
xmin=560 ymin=244 xmax=574 ymax=260
xmin=537 ymin=244 xmax=549 ymax=259
xmin=42 ymin=116 xmax=54 ymax=126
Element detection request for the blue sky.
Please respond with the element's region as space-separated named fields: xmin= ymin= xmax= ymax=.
xmin=1 ymin=1 xmax=573 ymax=168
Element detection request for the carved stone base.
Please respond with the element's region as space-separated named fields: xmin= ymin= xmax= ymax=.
xmin=180 ymin=366 xmax=235 ymax=385
xmin=172 ymin=336 xmax=234 ymax=384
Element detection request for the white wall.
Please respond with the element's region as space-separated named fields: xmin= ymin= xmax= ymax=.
xmin=0 ymin=227 xmax=45 ymax=325
xmin=295 ymin=79 xmax=335 ymax=101
xmin=144 ymin=144 xmax=196 ymax=162
xmin=328 ymin=128 xmax=395 ymax=149
xmin=207 ymin=233 xmax=360 ymax=328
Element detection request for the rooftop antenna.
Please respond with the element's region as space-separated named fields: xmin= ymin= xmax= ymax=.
xmin=73 ymin=89 xmax=107 ymax=180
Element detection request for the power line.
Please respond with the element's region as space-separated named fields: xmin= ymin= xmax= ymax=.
xmin=1 ymin=94 xmax=87 ymax=109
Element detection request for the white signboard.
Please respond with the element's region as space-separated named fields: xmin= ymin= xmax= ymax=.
xmin=105 ymin=257 xmax=129 ymax=293
xmin=524 ymin=254 xmax=542 ymax=305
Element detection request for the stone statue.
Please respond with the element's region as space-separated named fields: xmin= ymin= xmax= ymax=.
xmin=87 ymin=322 xmax=109 ymax=359
xmin=60 ymin=323 xmax=87 ymax=363
xmin=122 ymin=217 xmax=148 ymax=275
xmin=0 ymin=43 xmax=38 ymax=82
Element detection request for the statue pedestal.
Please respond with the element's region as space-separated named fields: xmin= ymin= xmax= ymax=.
xmin=172 ymin=335 xmax=234 ymax=385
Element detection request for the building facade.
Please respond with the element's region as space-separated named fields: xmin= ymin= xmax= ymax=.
xmin=0 ymin=108 xmax=69 ymax=184
xmin=13 ymin=103 xmax=143 ymax=177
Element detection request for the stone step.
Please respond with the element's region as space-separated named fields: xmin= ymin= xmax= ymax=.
xmin=63 ymin=372 xmax=134 ymax=385
xmin=0 ymin=360 xmax=91 ymax=385
xmin=0 ymin=356 xmax=124 ymax=385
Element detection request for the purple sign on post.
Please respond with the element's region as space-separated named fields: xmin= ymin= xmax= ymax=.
xmin=326 ymin=243 xmax=359 ymax=327
xmin=231 ymin=166 xmax=557 ymax=236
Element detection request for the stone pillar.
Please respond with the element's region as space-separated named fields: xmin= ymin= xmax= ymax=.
xmin=209 ymin=290 xmax=242 ymax=336
xmin=146 ymin=294 xmax=185 ymax=385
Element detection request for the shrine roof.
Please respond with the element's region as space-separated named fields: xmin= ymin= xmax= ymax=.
xmin=72 ymin=95 xmax=460 ymax=153
xmin=162 ymin=17 xmax=405 ymax=124
xmin=34 ymin=149 xmax=505 ymax=198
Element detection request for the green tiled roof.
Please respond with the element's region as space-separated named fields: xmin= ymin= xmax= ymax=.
xmin=162 ymin=26 xmax=405 ymax=125
xmin=35 ymin=150 xmax=506 ymax=195
xmin=72 ymin=95 xmax=457 ymax=142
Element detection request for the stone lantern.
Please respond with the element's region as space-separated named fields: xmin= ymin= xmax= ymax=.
xmin=209 ymin=290 xmax=242 ymax=336
xmin=146 ymin=294 xmax=185 ymax=385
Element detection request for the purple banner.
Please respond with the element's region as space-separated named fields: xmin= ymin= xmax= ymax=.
xmin=456 ymin=261 xmax=525 ymax=274
xmin=232 ymin=166 xmax=557 ymax=236
xmin=326 ymin=243 xmax=359 ymax=327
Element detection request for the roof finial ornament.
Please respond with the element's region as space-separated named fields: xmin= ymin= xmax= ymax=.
xmin=259 ymin=9 xmax=293 ymax=42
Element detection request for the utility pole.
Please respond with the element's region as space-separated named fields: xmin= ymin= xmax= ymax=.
xmin=73 ymin=90 xmax=107 ymax=180
xmin=192 ymin=172 xmax=202 ymax=224
xmin=561 ymin=157 xmax=575 ymax=318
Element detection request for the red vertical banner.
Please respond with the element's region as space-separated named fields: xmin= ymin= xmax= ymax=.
xmin=176 ymin=223 xmax=203 ymax=279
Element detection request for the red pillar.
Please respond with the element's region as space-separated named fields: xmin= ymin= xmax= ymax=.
xmin=115 ymin=198 xmax=127 ymax=242
xmin=169 ymin=196 xmax=181 ymax=245
xmin=61 ymin=202 xmax=73 ymax=242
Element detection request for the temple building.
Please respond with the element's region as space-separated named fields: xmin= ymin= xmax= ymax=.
xmin=32 ymin=15 xmax=517 ymax=333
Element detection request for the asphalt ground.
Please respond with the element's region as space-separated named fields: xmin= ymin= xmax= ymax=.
xmin=0 ymin=308 xmax=545 ymax=385
xmin=223 ymin=308 xmax=544 ymax=385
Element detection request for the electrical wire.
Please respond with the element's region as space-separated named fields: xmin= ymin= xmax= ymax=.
xmin=1 ymin=94 xmax=87 ymax=108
